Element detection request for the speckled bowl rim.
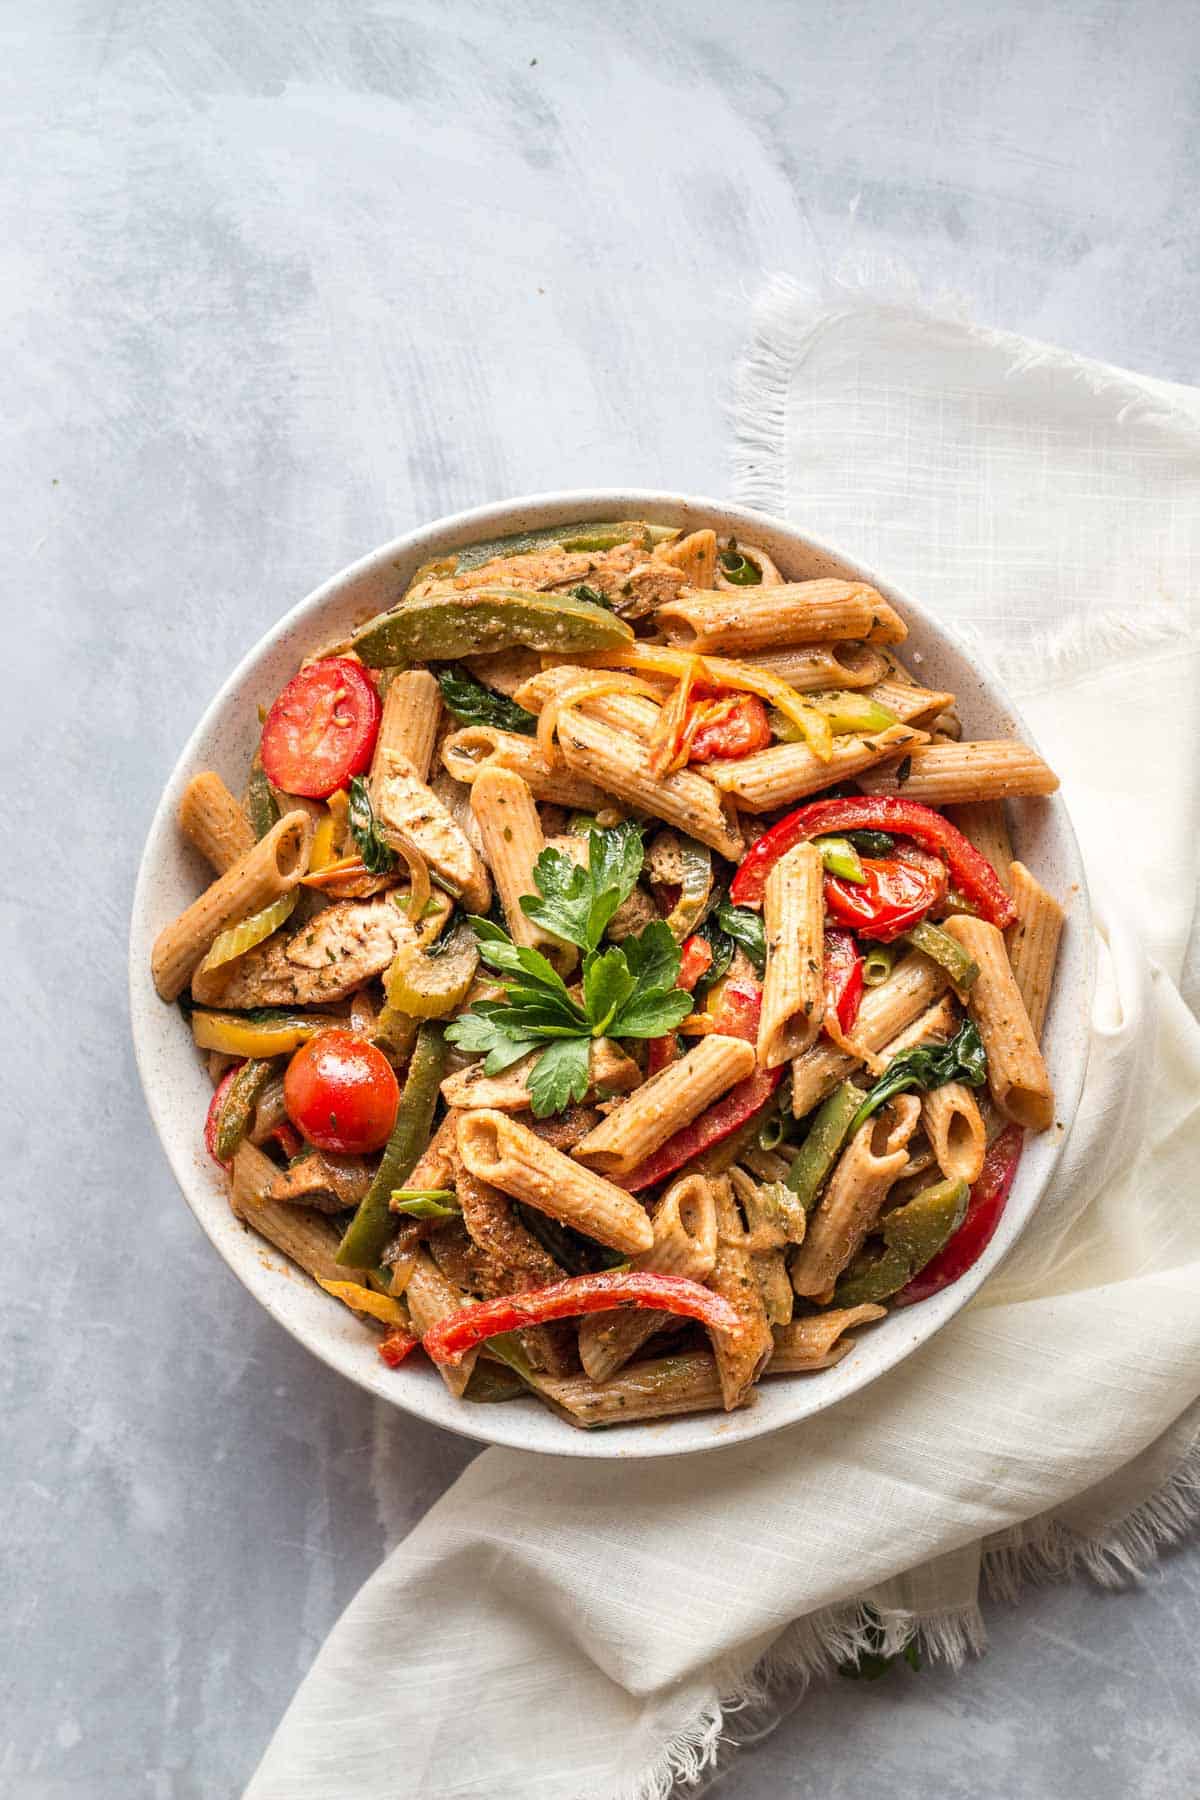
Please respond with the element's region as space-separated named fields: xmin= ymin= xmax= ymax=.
xmin=130 ymin=490 xmax=1093 ymax=1460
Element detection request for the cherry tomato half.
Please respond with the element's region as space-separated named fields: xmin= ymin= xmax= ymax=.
xmin=686 ymin=694 xmax=771 ymax=763
xmin=823 ymin=851 xmax=948 ymax=943
xmin=283 ymin=1029 xmax=399 ymax=1155
xmin=260 ymin=658 xmax=381 ymax=799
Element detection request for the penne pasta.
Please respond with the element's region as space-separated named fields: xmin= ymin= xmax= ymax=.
xmin=230 ymin=1141 xmax=354 ymax=1285
xmin=372 ymin=746 xmax=492 ymax=913
xmin=733 ymin=642 xmax=887 ymax=691
xmin=178 ymin=772 xmax=256 ymax=874
xmin=536 ymin=1351 xmax=734 ymax=1427
xmin=1006 ymin=860 xmax=1065 ymax=1042
xmin=440 ymin=724 xmax=616 ymax=812
xmin=921 ymin=1082 xmax=987 ymax=1185
xmin=654 ymin=527 xmax=718 ymax=588
xmin=944 ymin=800 xmax=1014 ymax=892
xmin=456 ymin=1110 xmax=654 ymax=1254
xmin=470 ymin=766 xmax=572 ymax=970
xmin=151 ymin=809 xmax=313 ymax=1002
xmin=578 ymin=1174 xmax=718 ymax=1381
xmin=857 ymin=740 xmax=1059 ymax=802
xmin=702 ymin=725 xmax=926 ymax=811
xmin=371 ymin=670 xmax=441 ymax=782
xmin=759 ymin=842 xmax=825 ymax=1066
xmin=790 ymin=952 xmax=950 ymax=1117
xmin=705 ymin=1175 xmax=775 ymax=1409
xmin=556 ymin=706 xmax=744 ymax=858
xmin=655 ymin=580 xmax=908 ymax=653
xmin=864 ymin=677 xmax=956 ymax=729
xmin=573 ymin=1035 xmax=756 ymax=1177
xmin=768 ymin=1305 xmax=886 ymax=1372
xmin=404 ymin=1249 xmax=480 ymax=1398
xmin=790 ymin=1095 xmax=921 ymax=1297
xmin=942 ymin=915 xmax=1055 ymax=1130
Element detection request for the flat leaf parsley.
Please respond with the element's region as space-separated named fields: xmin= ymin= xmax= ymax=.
xmin=445 ymin=825 xmax=693 ymax=1116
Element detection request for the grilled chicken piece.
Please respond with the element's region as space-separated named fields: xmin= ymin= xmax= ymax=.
xmin=268 ymin=1152 xmax=371 ymax=1214
xmin=192 ymin=895 xmax=449 ymax=1008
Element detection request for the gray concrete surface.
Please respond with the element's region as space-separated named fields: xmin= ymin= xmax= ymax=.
xmin=5 ymin=2 xmax=1199 ymax=1794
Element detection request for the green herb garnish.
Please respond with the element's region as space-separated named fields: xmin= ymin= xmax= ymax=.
xmin=435 ymin=664 xmax=538 ymax=736
xmin=713 ymin=899 xmax=767 ymax=975
xmin=347 ymin=775 xmax=396 ymax=874
xmin=848 ymin=1019 xmax=987 ymax=1138
xmin=390 ymin=1190 xmax=461 ymax=1219
xmin=445 ymin=826 xmax=693 ymax=1116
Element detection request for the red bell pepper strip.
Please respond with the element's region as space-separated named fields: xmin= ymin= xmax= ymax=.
xmin=894 ymin=1125 xmax=1024 ymax=1306
xmin=270 ymin=1121 xmax=303 ymax=1160
xmin=678 ymin=934 xmax=714 ymax=990
xmin=823 ymin=929 xmax=865 ymax=1034
xmin=622 ymin=1066 xmax=783 ymax=1192
xmin=729 ymin=796 xmax=1016 ymax=928
xmin=422 ymin=1270 xmax=739 ymax=1366
xmin=378 ymin=1326 xmax=420 ymax=1368
xmin=204 ymin=1066 xmax=241 ymax=1170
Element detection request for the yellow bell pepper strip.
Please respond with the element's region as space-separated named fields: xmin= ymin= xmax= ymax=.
xmin=571 ymin=645 xmax=834 ymax=761
xmin=351 ymin=587 xmax=633 ymax=667
xmin=316 ymin=1278 xmax=410 ymax=1326
xmin=190 ymin=1006 xmax=331 ymax=1059
xmin=422 ymin=1270 xmax=739 ymax=1366
xmin=336 ymin=1023 xmax=447 ymax=1268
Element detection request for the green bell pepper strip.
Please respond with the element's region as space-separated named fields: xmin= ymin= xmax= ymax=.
xmin=337 ymin=1023 xmax=448 ymax=1267
xmin=214 ymin=1057 xmax=274 ymax=1161
xmin=813 ymin=835 xmax=866 ymax=883
xmin=663 ymin=838 xmax=714 ymax=941
xmin=352 ymin=586 xmax=633 ymax=667
xmin=833 ymin=1177 xmax=969 ymax=1306
xmin=245 ymin=756 xmax=278 ymax=841
xmin=452 ymin=520 xmax=675 ymax=571
xmin=902 ymin=918 xmax=979 ymax=990
xmin=860 ymin=942 xmax=896 ymax=987
xmin=784 ymin=1080 xmax=863 ymax=1213
xmin=771 ymin=692 xmax=898 ymax=740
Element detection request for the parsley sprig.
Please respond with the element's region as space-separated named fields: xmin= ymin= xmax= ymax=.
xmin=445 ymin=824 xmax=694 ymax=1116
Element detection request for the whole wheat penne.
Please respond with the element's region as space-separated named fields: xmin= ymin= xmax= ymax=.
xmin=706 ymin=1176 xmax=775 ymax=1409
xmin=470 ymin=766 xmax=572 ymax=970
xmin=942 ymin=915 xmax=1054 ymax=1130
xmin=734 ymin=642 xmax=886 ymax=691
xmin=768 ymin=1305 xmax=886 ymax=1371
xmin=655 ymin=527 xmax=718 ymax=588
xmin=790 ymin=952 xmax=951 ymax=1117
xmin=372 ymin=746 xmax=492 ymax=913
xmin=1006 ymin=860 xmax=1065 ymax=1042
xmin=703 ymin=725 xmax=926 ymax=812
xmin=440 ymin=1039 xmax=641 ymax=1113
xmin=557 ymin=707 xmax=744 ymax=859
xmin=372 ymin=670 xmax=441 ymax=782
xmin=573 ymin=1035 xmax=756 ymax=1177
xmin=759 ymin=843 xmax=825 ymax=1066
xmin=536 ymin=1351 xmax=735 ymax=1427
xmin=178 ymin=772 xmax=256 ymax=874
xmin=151 ymin=809 xmax=313 ymax=1002
xmin=857 ymin=741 xmax=1059 ymax=803
xmin=230 ymin=1141 xmax=353 ymax=1285
xmin=656 ymin=580 xmax=907 ymax=653
xmin=404 ymin=1249 xmax=480 ymax=1398
xmin=945 ymin=800 xmax=1014 ymax=893
xmin=440 ymin=724 xmax=616 ymax=812
xmin=865 ymin=677 xmax=956 ymax=728
xmin=456 ymin=1110 xmax=653 ymax=1255
xmin=790 ymin=1095 xmax=922 ymax=1297
xmin=922 ymin=1082 xmax=987 ymax=1185
xmin=578 ymin=1174 xmax=718 ymax=1381
xmin=875 ymin=995 xmax=959 ymax=1067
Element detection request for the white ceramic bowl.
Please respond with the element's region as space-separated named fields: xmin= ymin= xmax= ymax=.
xmin=130 ymin=491 xmax=1092 ymax=1459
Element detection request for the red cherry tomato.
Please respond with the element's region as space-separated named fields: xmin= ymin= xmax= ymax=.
xmin=824 ymin=850 xmax=948 ymax=943
xmin=677 ymin=934 xmax=714 ymax=991
xmin=260 ymin=658 xmax=381 ymax=799
xmin=823 ymin=929 xmax=864 ymax=1034
xmin=685 ymin=694 xmax=771 ymax=763
xmin=283 ymin=1030 xmax=399 ymax=1154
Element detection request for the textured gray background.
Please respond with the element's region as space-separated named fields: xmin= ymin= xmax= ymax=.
xmin=5 ymin=2 xmax=1199 ymax=1795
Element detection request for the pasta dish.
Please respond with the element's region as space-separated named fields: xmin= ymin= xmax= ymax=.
xmin=150 ymin=519 xmax=1064 ymax=1426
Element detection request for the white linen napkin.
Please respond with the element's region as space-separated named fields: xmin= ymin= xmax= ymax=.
xmin=246 ymin=277 xmax=1200 ymax=1800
